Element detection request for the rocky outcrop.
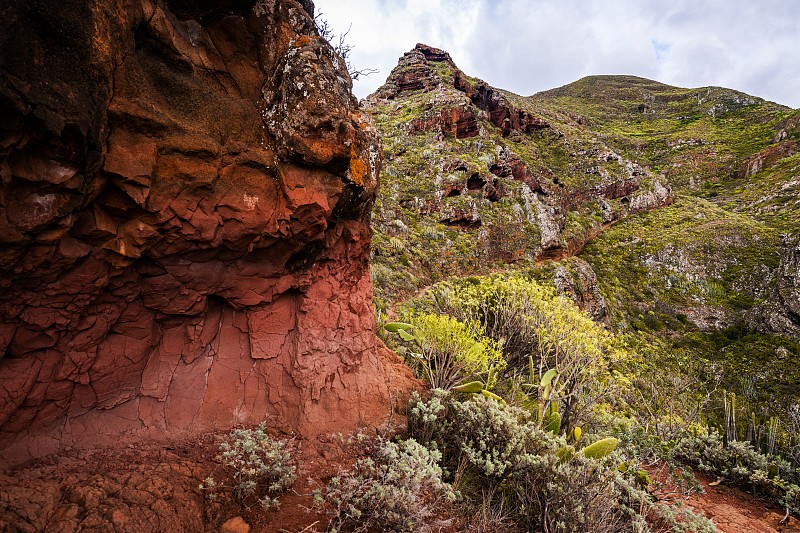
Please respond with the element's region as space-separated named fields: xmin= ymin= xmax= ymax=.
xmin=751 ymin=235 xmax=800 ymax=336
xmin=410 ymin=105 xmax=479 ymax=139
xmin=372 ymin=44 xmax=455 ymax=99
xmin=376 ymin=44 xmax=549 ymax=139
xmin=738 ymin=140 xmax=799 ymax=178
xmin=453 ymin=70 xmax=550 ymax=137
xmin=0 ymin=0 xmax=416 ymax=465
xmin=628 ymin=180 xmax=674 ymax=212
xmin=552 ymin=258 xmax=609 ymax=324
xmin=490 ymin=145 xmax=545 ymax=194
xmin=774 ymin=112 xmax=800 ymax=143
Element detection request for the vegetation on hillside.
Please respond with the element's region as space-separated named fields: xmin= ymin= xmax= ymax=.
xmin=362 ymin=44 xmax=800 ymax=531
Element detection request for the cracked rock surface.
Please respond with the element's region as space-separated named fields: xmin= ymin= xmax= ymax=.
xmin=0 ymin=0 xmax=416 ymax=465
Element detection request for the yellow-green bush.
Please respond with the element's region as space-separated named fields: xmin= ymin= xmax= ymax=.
xmin=400 ymin=312 xmax=505 ymax=390
xmin=409 ymin=275 xmax=627 ymax=432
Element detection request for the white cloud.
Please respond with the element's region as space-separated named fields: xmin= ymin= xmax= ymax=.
xmin=313 ymin=0 xmax=800 ymax=107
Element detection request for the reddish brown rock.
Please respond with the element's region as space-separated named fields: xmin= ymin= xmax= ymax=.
xmin=410 ymin=105 xmax=479 ymax=139
xmin=738 ymin=139 xmax=799 ymax=178
xmin=375 ymin=43 xmax=549 ymax=139
xmin=454 ymin=70 xmax=550 ymax=137
xmin=373 ymin=45 xmax=452 ymax=98
xmin=0 ymin=0 xmax=417 ymax=465
xmin=489 ymin=147 xmax=545 ymax=194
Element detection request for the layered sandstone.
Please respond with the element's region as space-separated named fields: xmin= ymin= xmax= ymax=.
xmin=0 ymin=0 xmax=414 ymax=464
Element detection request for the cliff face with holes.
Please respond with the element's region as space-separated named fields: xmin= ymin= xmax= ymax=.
xmin=0 ymin=0 xmax=414 ymax=464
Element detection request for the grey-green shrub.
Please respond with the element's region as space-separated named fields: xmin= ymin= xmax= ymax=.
xmin=200 ymin=424 xmax=296 ymax=510
xmin=407 ymin=391 xmax=716 ymax=532
xmin=509 ymin=451 xmax=635 ymax=533
xmin=316 ymin=436 xmax=456 ymax=532
xmin=408 ymin=390 xmax=532 ymax=485
xmin=674 ymin=430 xmax=800 ymax=515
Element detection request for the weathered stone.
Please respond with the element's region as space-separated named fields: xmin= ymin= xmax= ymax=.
xmin=0 ymin=0 xmax=417 ymax=465
xmin=454 ymin=70 xmax=550 ymax=137
xmin=750 ymin=234 xmax=800 ymax=336
xmin=553 ymin=258 xmax=609 ymax=324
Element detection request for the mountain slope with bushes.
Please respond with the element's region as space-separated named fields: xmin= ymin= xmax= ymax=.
xmin=366 ymin=43 xmax=800 ymax=518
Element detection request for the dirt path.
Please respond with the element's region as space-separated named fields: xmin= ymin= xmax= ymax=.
xmin=685 ymin=473 xmax=800 ymax=533
xmin=651 ymin=466 xmax=800 ymax=533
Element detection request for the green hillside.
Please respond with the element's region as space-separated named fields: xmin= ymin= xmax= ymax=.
xmin=367 ymin=43 xmax=800 ymax=442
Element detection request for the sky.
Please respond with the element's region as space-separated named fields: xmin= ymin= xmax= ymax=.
xmin=313 ymin=0 xmax=800 ymax=109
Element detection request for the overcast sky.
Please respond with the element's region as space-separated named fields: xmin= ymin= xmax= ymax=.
xmin=313 ymin=0 xmax=800 ymax=109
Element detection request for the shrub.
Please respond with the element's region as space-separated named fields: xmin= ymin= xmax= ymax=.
xmin=508 ymin=451 xmax=644 ymax=533
xmin=400 ymin=312 xmax=505 ymax=390
xmin=647 ymin=501 xmax=717 ymax=533
xmin=408 ymin=390 xmax=533 ymax=487
xmin=409 ymin=275 xmax=624 ymax=432
xmin=200 ymin=424 xmax=296 ymax=510
xmin=315 ymin=435 xmax=456 ymax=532
xmin=407 ymin=391 xmax=705 ymax=532
xmin=673 ymin=429 xmax=800 ymax=513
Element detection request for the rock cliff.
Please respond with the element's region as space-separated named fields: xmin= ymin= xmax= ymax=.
xmin=366 ymin=44 xmax=673 ymax=307
xmin=0 ymin=0 xmax=414 ymax=464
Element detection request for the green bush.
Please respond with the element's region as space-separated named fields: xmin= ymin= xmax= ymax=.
xmin=200 ymin=424 xmax=296 ymax=510
xmin=399 ymin=312 xmax=505 ymax=390
xmin=315 ymin=435 xmax=456 ymax=532
xmin=409 ymin=275 xmax=624 ymax=432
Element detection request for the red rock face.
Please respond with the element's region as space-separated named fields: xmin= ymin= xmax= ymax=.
xmin=0 ymin=0 xmax=415 ymax=464
xmin=453 ymin=70 xmax=549 ymax=137
xmin=411 ymin=106 xmax=479 ymax=139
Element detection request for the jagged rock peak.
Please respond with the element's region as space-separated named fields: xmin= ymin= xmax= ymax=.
xmin=370 ymin=43 xmax=550 ymax=139
xmin=371 ymin=43 xmax=457 ymax=99
xmin=413 ymin=43 xmax=456 ymax=63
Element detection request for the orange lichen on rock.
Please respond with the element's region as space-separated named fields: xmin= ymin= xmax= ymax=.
xmin=349 ymin=142 xmax=368 ymax=186
xmin=291 ymin=34 xmax=315 ymax=48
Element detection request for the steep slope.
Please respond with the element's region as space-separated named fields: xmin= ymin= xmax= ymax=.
xmin=0 ymin=0 xmax=415 ymax=465
xmin=537 ymin=77 xmax=799 ymax=337
xmin=366 ymin=44 xmax=674 ymax=310
xmin=368 ymin=44 xmax=799 ymax=419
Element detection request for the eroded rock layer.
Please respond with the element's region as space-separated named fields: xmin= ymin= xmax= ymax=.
xmin=0 ymin=0 xmax=414 ymax=464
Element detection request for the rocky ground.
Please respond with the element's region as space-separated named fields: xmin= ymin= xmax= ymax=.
xmin=0 ymin=432 xmax=338 ymax=532
xmin=4 ymin=438 xmax=800 ymax=532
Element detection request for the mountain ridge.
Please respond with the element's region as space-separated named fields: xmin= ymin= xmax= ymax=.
xmin=367 ymin=42 xmax=799 ymax=417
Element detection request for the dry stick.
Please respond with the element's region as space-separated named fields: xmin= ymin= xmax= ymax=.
xmin=278 ymin=521 xmax=320 ymax=533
